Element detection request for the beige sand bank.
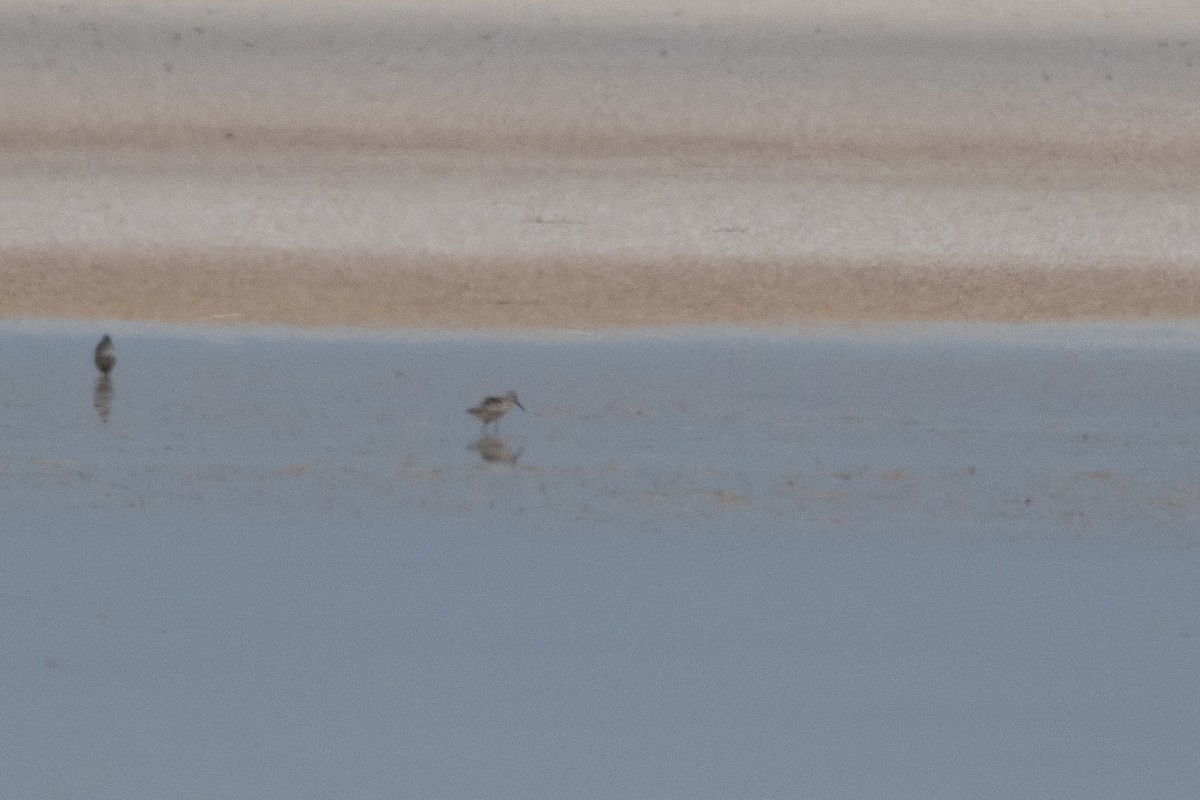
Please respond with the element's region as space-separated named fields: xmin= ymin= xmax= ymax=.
xmin=3 ymin=3 xmax=1199 ymax=328
xmin=5 ymin=246 xmax=1200 ymax=328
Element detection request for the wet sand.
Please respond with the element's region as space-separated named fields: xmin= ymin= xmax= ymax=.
xmin=6 ymin=245 xmax=1200 ymax=328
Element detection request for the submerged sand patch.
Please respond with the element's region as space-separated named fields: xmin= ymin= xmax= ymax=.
xmin=5 ymin=245 xmax=1200 ymax=328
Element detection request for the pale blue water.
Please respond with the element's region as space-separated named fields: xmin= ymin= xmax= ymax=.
xmin=2 ymin=321 xmax=1199 ymax=798
xmin=4 ymin=322 xmax=1200 ymax=534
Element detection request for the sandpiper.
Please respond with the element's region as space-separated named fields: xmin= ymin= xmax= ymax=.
xmin=468 ymin=390 xmax=524 ymax=432
xmin=94 ymin=335 xmax=116 ymax=376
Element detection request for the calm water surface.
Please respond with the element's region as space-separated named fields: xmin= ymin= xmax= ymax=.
xmin=3 ymin=322 xmax=1199 ymax=799
xmin=4 ymin=321 xmax=1199 ymax=536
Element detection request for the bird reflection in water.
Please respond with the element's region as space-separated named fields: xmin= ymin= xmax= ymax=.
xmin=470 ymin=435 xmax=521 ymax=465
xmin=93 ymin=375 xmax=114 ymax=423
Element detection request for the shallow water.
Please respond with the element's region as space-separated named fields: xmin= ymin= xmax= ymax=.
xmin=3 ymin=322 xmax=1199 ymax=798
xmin=5 ymin=322 xmax=1200 ymax=534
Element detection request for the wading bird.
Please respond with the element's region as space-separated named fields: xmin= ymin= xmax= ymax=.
xmin=468 ymin=390 xmax=524 ymax=432
xmin=94 ymin=335 xmax=116 ymax=376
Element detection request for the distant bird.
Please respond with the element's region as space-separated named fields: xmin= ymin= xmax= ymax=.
xmin=468 ymin=390 xmax=524 ymax=432
xmin=94 ymin=335 xmax=116 ymax=376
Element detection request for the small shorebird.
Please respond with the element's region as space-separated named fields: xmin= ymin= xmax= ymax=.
xmin=468 ymin=390 xmax=524 ymax=432
xmin=94 ymin=335 xmax=116 ymax=376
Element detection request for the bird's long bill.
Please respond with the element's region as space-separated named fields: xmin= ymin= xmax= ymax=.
xmin=515 ymin=400 xmax=525 ymax=411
